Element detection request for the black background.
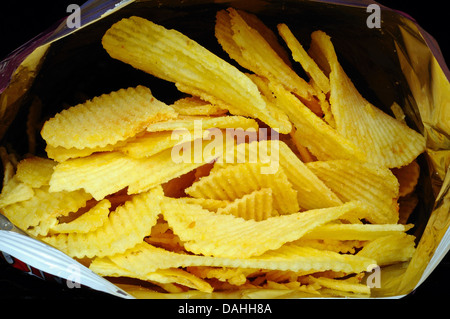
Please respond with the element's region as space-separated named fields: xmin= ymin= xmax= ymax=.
xmin=0 ymin=0 xmax=449 ymax=301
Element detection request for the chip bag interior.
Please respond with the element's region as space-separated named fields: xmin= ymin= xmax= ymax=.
xmin=0 ymin=0 xmax=449 ymax=299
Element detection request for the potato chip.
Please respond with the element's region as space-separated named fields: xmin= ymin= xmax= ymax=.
xmin=187 ymin=266 xmax=254 ymax=286
xmin=41 ymin=187 xmax=163 ymax=258
xmin=146 ymin=115 xmax=259 ymax=132
xmin=312 ymin=30 xmax=426 ymax=168
xmin=277 ymin=23 xmax=330 ymax=95
xmin=14 ymin=156 xmax=55 ymax=188
xmin=216 ymin=188 xmax=279 ymax=221
xmin=89 ymin=258 xmax=213 ymax=293
xmin=303 ymin=223 xmax=411 ymax=241
xmin=357 ymin=233 xmax=416 ymax=266
xmin=307 ymin=160 xmax=400 ymax=224
xmin=0 ymin=176 xmax=34 ymax=208
xmin=49 ymin=199 xmax=111 ymax=234
xmin=50 ymin=138 xmax=229 ymax=200
xmin=391 ymin=160 xmax=420 ymax=197
xmin=1 ymin=186 xmax=91 ymax=237
xmin=265 ymin=80 xmax=366 ymax=162
xmin=45 ymin=144 xmax=116 ymax=162
xmin=215 ymin=139 xmax=342 ymax=210
xmin=41 ymin=85 xmax=177 ymax=149
xmin=176 ymin=197 xmax=230 ymax=211
xmin=217 ymin=8 xmax=315 ymax=101
xmin=171 ymin=96 xmax=228 ymax=116
xmin=161 ymin=197 xmax=363 ymax=258
xmin=94 ymin=239 xmax=376 ymax=277
xmin=101 ymin=16 xmax=284 ymax=133
xmin=185 ymin=162 xmax=299 ymax=214
xmin=116 ymin=130 xmax=193 ymax=159
xmin=309 ymin=276 xmax=370 ymax=295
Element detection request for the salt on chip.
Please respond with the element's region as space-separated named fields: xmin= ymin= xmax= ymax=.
xmin=41 ymin=187 xmax=163 ymax=258
xmin=161 ymin=197 xmax=364 ymax=258
xmin=101 ymin=16 xmax=285 ymax=133
xmin=312 ymin=30 xmax=426 ymax=168
xmin=41 ymin=85 xmax=177 ymax=149
xmin=307 ymin=160 xmax=400 ymax=224
xmin=50 ymin=199 xmax=111 ymax=234
xmin=185 ymin=162 xmax=299 ymax=214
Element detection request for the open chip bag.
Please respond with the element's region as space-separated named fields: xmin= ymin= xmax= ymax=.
xmin=0 ymin=0 xmax=449 ymax=299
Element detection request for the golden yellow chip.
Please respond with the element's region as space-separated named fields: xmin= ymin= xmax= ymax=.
xmin=89 ymin=257 xmax=213 ymax=293
xmin=177 ymin=197 xmax=230 ymax=211
xmin=41 ymin=187 xmax=163 ymax=258
xmin=94 ymin=239 xmax=376 ymax=277
xmin=15 ymin=156 xmax=56 ymax=188
xmin=264 ymin=79 xmax=366 ymax=162
xmin=1 ymin=186 xmax=91 ymax=237
xmin=171 ymin=96 xmax=228 ymax=116
xmin=216 ymin=188 xmax=279 ymax=221
xmin=45 ymin=144 xmax=116 ymax=162
xmin=309 ymin=276 xmax=370 ymax=296
xmin=303 ymin=223 xmax=411 ymax=241
xmin=116 ymin=130 xmax=193 ymax=159
xmin=277 ymin=23 xmax=330 ymax=95
xmin=217 ymin=8 xmax=315 ymax=101
xmin=185 ymin=162 xmax=299 ymax=215
xmin=50 ymin=138 xmax=230 ymax=200
xmin=357 ymin=233 xmax=416 ymax=266
xmin=101 ymin=16 xmax=286 ymax=133
xmin=391 ymin=160 xmax=420 ymax=197
xmin=215 ymin=139 xmax=343 ymax=210
xmin=146 ymin=115 xmax=259 ymax=132
xmin=312 ymin=30 xmax=426 ymax=168
xmin=50 ymin=199 xmax=111 ymax=234
xmin=41 ymin=86 xmax=177 ymax=149
xmin=0 ymin=176 xmax=34 ymax=208
xmin=307 ymin=160 xmax=400 ymax=224
xmin=161 ymin=197 xmax=363 ymax=258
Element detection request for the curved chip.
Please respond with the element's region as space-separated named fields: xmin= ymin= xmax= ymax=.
xmin=216 ymin=188 xmax=279 ymax=221
xmin=92 ymin=240 xmax=376 ymax=277
xmin=50 ymin=199 xmax=111 ymax=234
xmin=1 ymin=186 xmax=91 ymax=237
xmin=312 ymin=30 xmax=426 ymax=168
xmin=41 ymin=187 xmax=163 ymax=258
xmin=101 ymin=16 xmax=284 ymax=133
xmin=41 ymin=85 xmax=177 ymax=149
xmin=171 ymin=97 xmax=228 ymax=116
xmin=185 ymin=162 xmax=299 ymax=215
xmin=50 ymin=137 xmax=229 ymax=200
xmin=307 ymin=160 xmax=400 ymax=224
xmin=89 ymin=257 xmax=213 ymax=293
xmin=161 ymin=197 xmax=364 ymax=258
xmin=15 ymin=157 xmax=56 ymax=188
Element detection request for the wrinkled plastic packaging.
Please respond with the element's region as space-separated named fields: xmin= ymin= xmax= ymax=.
xmin=0 ymin=0 xmax=449 ymax=298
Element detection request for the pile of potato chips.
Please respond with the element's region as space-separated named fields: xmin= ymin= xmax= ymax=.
xmin=0 ymin=8 xmax=426 ymax=297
